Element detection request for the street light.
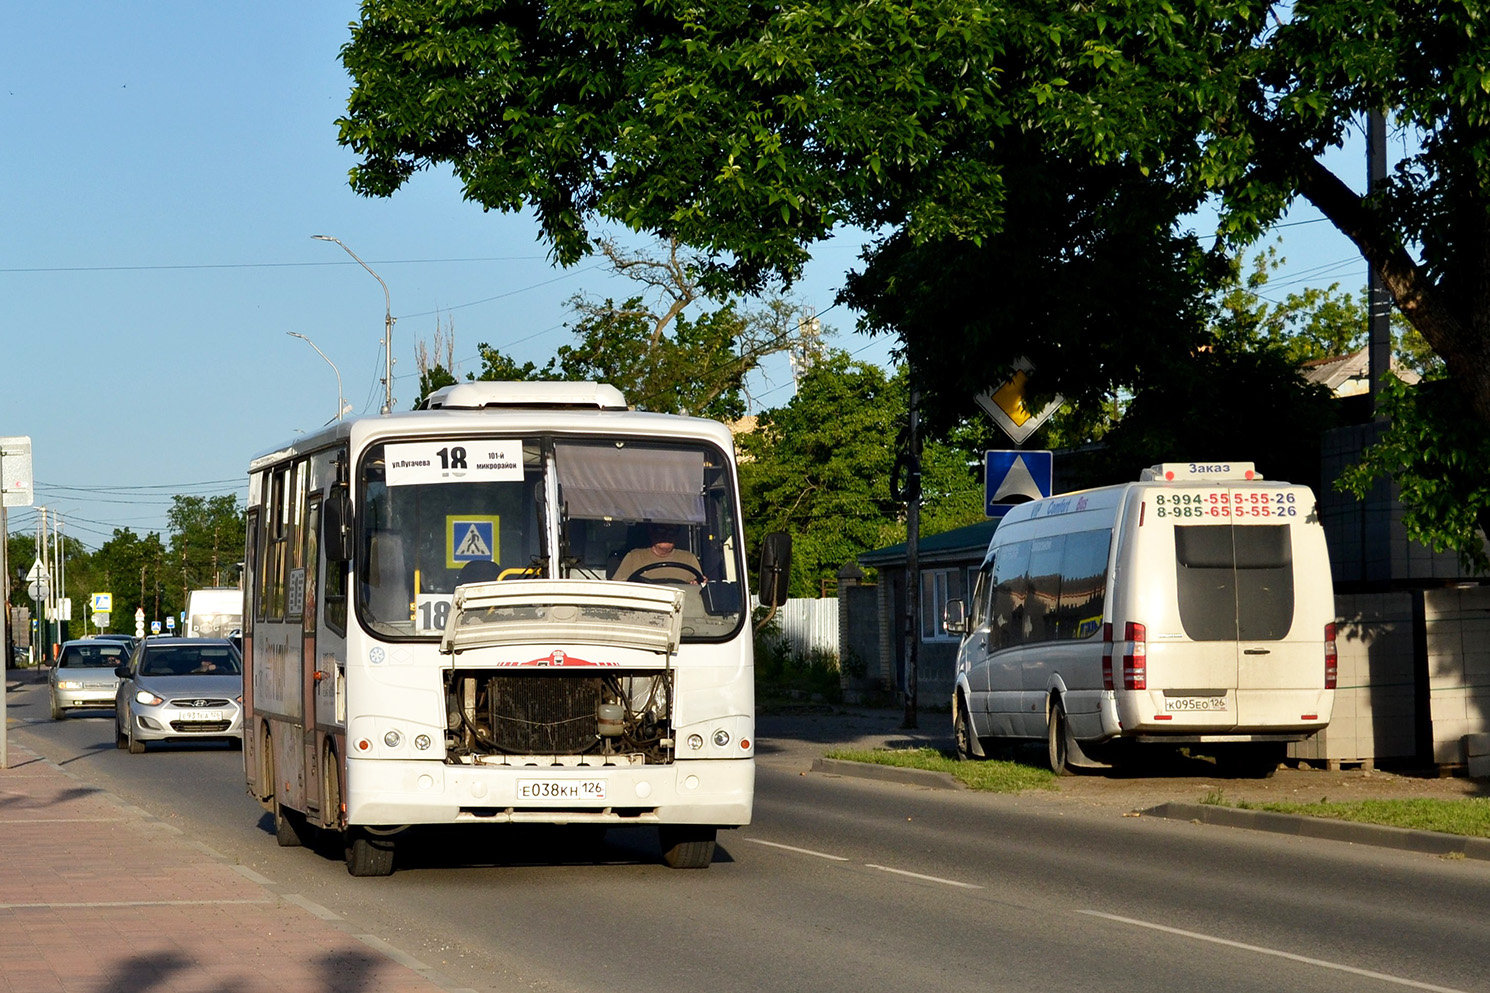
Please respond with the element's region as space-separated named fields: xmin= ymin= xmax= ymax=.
xmin=287 ymin=332 xmax=351 ymax=423
xmin=312 ymin=234 xmax=396 ymax=414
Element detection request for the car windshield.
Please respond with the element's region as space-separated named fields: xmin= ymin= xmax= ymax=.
xmin=138 ymin=647 xmax=242 ymax=677
xmin=59 ymin=645 xmax=129 ymax=668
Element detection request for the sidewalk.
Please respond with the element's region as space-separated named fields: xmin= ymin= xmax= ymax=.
xmin=0 ymin=738 xmax=471 ymax=993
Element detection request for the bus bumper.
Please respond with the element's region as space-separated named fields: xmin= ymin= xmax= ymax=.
xmin=344 ymin=756 xmax=754 ymax=827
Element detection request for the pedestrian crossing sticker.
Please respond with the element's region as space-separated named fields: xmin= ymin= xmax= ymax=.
xmin=447 ymin=515 xmax=500 ymax=568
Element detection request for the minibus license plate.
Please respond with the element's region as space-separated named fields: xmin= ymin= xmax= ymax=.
xmin=1164 ymin=697 xmax=1228 ymax=712
xmin=517 ymin=778 xmax=608 ymax=801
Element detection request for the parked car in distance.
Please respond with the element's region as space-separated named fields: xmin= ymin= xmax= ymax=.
xmin=49 ymin=639 xmax=132 ymax=719
xmin=114 ymin=638 xmax=244 ymax=753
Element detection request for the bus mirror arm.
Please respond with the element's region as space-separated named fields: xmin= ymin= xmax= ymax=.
xmin=324 ymin=486 xmax=354 ymax=563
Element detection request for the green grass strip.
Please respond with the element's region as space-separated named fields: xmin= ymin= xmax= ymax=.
xmin=825 ymin=746 xmax=1058 ymax=793
xmin=1207 ymin=795 xmax=1490 ymax=838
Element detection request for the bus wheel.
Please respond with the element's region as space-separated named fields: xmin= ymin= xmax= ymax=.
xmin=345 ymin=828 xmax=396 ymax=877
xmin=954 ymin=699 xmax=978 ymax=762
xmin=274 ymin=796 xmax=311 ymax=848
xmin=1047 ymin=699 xmax=1072 ymax=776
xmin=658 ymin=825 xmax=716 ymax=869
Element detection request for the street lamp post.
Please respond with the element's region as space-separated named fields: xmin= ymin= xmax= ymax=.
xmin=286 ymin=332 xmax=350 ymax=423
xmin=312 ymin=235 xmax=396 ymax=414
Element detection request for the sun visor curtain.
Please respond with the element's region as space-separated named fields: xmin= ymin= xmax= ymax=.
xmin=554 ymin=443 xmax=706 ymax=523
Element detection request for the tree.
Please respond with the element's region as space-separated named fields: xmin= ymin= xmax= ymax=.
xmin=336 ymin=1 xmax=1490 ymax=544
xmin=738 ymin=351 xmax=986 ymax=596
xmin=166 ymin=495 xmax=247 ymax=600
xmin=416 ymin=237 xmax=805 ymax=416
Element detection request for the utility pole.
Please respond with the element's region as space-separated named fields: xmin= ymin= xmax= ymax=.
xmin=894 ymin=372 xmax=923 ymax=730
xmin=1367 ymin=108 xmax=1392 ymax=417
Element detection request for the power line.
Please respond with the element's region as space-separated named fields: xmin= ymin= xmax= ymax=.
xmin=0 ymin=255 xmax=546 ymax=275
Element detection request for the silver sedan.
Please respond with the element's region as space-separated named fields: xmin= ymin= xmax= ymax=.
xmin=48 ymin=639 xmax=131 ymax=719
xmin=113 ymin=638 xmax=244 ymax=753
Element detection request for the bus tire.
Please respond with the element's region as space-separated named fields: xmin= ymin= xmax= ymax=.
xmin=658 ymin=825 xmax=716 ymax=869
xmin=1047 ymin=698 xmax=1072 ymax=776
xmin=274 ymin=797 xmax=310 ymax=848
xmin=345 ymin=828 xmax=395 ymax=877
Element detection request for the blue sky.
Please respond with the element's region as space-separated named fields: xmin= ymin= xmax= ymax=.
xmin=2 ymin=3 xmax=1371 ymax=550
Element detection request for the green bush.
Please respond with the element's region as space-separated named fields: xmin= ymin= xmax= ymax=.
xmin=753 ymin=619 xmax=841 ymax=703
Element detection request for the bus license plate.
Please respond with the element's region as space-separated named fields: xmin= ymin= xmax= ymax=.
xmin=517 ymin=778 xmax=608 ymax=801
xmin=1164 ymin=697 xmax=1228 ymax=713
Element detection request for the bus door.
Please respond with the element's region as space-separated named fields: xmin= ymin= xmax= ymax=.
xmin=300 ymin=496 xmax=323 ymax=821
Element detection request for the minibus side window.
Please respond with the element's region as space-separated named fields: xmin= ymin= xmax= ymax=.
xmin=1056 ymin=529 xmax=1111 ymax=640
xmin=990 ymin=541 xmax=1031 ymax=650
xmin=1026 ymin=536 xmax=1065 ymax=643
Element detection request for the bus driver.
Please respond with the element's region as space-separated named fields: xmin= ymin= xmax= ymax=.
xmin=615 ymin=523 xmax=704 ymax=584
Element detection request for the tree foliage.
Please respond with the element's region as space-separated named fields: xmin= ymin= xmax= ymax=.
xmin=737 ymin=351 xmax=986 ymax=596
xmin=338 ymin=0 xmax=1490 ymax=554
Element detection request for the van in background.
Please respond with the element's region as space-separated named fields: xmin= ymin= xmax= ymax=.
xmin=946 ymin=462 xmax=1336 ymax=776
xmin=185 ymin=587 xmax=243 ymax=639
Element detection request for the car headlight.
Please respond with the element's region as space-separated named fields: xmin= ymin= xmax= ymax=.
xmin=58 ymin=680 xmax=84 ymax=690
xmin=134 ymin=689 xmax=164 ymax=706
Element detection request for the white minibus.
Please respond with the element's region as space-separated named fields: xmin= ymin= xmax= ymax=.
xmin=946 ymin=462 xmax=1336 ymax=775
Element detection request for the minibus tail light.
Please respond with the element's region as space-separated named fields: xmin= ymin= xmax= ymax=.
xmin=1101 ymin=623 xmax=1115 ymax=690
xmin=1123 ymin=622 xmax=1147 ymax=691
xmin=1324 ymin=622 xmax=1338 ymax=689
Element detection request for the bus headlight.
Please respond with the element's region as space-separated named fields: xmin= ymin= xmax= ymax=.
xmin=687 ymin=733 xmax=704 ymax=751
xmin=414 ymin=734 xmax=432 ymax=751
xmin=383 ymin=730 xmax=402 ymax=748
xmin=712 ymin=729 xmax=731 ymax=748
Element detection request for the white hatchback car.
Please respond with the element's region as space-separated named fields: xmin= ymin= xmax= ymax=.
xmin=113 ymin=638 xmax=243 ymax=753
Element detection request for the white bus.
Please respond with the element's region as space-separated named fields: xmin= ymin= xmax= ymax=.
xmin=185 ymin=588 xmax=243 ymax=639
xmin=243 ymin=382 xmax=789 ymax=875
xmin=946 ymin=462 xmax=1335 ymax=776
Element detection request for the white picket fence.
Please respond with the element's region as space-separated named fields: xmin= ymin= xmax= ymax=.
xmin=773 ymin=597 xmax=840 ymax=658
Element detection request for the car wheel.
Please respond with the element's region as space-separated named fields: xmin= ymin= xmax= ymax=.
xmin=1047 ymin=698 xmax=1071 ymax=776
xmin=658 ymin=825 xmax=717 ymax=869
xmin=115 ymin=718 xmax=128 ymax=750
xmin=127 ymin=720 xmax=146 ymax=755
xmin=50 ymin=695 xmax=63 ymax=721
xmin=345 ymin=828 xmax=395 ymax=877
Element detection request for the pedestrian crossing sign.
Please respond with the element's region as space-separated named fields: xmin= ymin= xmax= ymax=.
xmin=984 ymin=450 xmax=1053 ymax=518
xmin=446 ymin=516 xmax=500 ymax=569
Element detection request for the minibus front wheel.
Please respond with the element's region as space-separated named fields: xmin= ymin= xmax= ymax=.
xmin=1047 ymin=698 xmax=1073 ymax=776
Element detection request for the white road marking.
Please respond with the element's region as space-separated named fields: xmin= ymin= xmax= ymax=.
xmin=865 ymin=864 xmax=982 ymax=889
xmin=742 ymin=838 xmax=850 ymax=861
xmin=1079 ymin=910 xmax=1470 ymax=993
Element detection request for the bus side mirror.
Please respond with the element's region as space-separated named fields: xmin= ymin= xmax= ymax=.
xmin=944 ymin=598 xmax=968 ymax=636
xmin=758 ymin=532 xmax=792 ymax=608
xmin=324 ymin=486 xmax=353 ymax=563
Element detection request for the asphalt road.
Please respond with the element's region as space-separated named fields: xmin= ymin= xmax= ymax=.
xmin=10 ymin=679 xmax=1490 ymax=993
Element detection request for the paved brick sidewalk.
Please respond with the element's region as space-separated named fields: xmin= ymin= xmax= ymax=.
xmin=0 ymin=744 xmax=468 ymax=993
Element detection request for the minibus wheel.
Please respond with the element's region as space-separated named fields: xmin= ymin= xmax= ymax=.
xmin=1047 ymin=699 xmax=1073 ymax=776
xmin=954 ymin=698 xmax=978 ymax=761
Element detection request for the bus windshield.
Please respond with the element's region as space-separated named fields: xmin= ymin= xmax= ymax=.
xmin=356 ymin=436 xmax=744 ymax=640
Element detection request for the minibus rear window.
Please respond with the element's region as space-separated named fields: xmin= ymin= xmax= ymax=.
xmin=1174 ymin=525 xmax=1294 ymax=641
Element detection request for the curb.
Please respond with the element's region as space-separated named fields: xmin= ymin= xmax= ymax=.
xmin=810 ymin=757 xmax=963 ymax=790
xmin=1143 ymin=801 xmax=1490 ymax=861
